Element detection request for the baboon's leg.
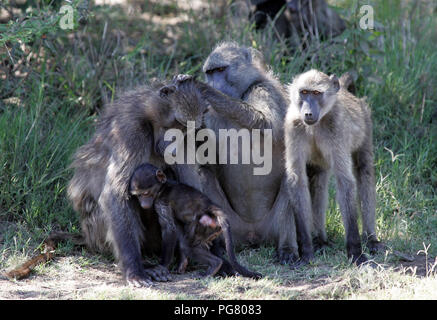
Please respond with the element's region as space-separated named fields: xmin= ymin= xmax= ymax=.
xmin=176 ymin=227 xmax=189 ymax=274
xmin=287 ymin=165 xmax=314 ymax=265
xmin=176 ymin=244 xmax=189 ymax=274
xmin=210 ymin=238 xmax=238 ymax=276
xmin=354 ymin=147 xmax=382 ymax=253
xmin=99 ymin=184 xmax=171 ymax=286
xmin=308 ymin=166 xmax=330 ymax=249
xmin=191 ymin=247 xmax=223 ymax=277
xmin=333 ymin=155 xmax=367 ymax=265
xmin=270 ymin=176 xmax=299 ymax=264
xmin=155 ymin=202 xmax=178 ymax=269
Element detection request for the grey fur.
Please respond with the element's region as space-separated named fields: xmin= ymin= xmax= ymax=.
xmin=67 ymin=81 xmax=206 ymax=286
xmin=284 ymin=69 xmax=381 ymax=265
xmin=178 ymin=41 xmax=299 ymax=263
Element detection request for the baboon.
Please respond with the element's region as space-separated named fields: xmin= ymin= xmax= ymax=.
xmin=252 ymin=0 xmax=346 ymax=42
xmin=284 ymin=69 xmax=381 ymax=265
xmin=67 ymin=80 xmax=206 ymax=287
xmin=129 ymin=163 xmax=262 ymax=279
xmin=174 ymin=41 xmax=299 ymax=264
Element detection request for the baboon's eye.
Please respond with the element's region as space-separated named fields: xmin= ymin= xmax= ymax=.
xmin=216 ymin=67 xmax=227 ymax=73
xmin=313 ymin=90 xmax=322 ymax=95
xmin=301 ymin=90 xmax=309 ymax=95
xmin=143 ymin=191 xmax=150 ymax=196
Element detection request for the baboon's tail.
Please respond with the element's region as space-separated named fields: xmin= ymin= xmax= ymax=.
xmin=3 ymin=232 xmax=85 ymax=280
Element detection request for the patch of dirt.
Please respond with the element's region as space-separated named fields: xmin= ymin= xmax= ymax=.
xmin=396 ymin=253 xmax=437 ymax=277
xmin=0 ymin=254 xmax=238 ymax=299
xmin=1 ymin=250 xmax=436 ymax=299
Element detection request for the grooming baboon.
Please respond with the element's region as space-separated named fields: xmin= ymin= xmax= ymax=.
xmin=174 ymin=41 xmax=299 ymax=264
xmin=129 ymin=163 xmax=262 ymax=279
xmin=284 ymin=69 xmax=381 ymax=265
xmin=67 ymin=80 xmax=206 ymax=287
xmin=252 ymin=0 xmax=346 ymax=42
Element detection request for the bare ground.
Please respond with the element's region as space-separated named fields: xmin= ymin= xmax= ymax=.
xmin=1 ymin=250 xmax=436 ymax=300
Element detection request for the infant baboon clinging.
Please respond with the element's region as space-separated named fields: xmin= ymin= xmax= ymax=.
xmin=67 ymin=80 xmax=206 ymax=287
xmin=284 ymin=69 xmax=381 ymax=265
xmin=129 ymin=163 xmax=262 ymax=279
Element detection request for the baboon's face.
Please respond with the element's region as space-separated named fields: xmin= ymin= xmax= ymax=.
xmin=298 ymin=89 xmax=324 ymax=125
xmin=204 ymin=61 xmax=242 ymax=99
xmin=203 ymin=44 xmax=257 ymax=99
xmin=292 ymin=70 xmax=340 ymax=125
xmin=129 ymin=165 xmax=167 ymax=209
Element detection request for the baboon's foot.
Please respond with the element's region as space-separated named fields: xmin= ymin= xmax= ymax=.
xmin=144 ymin=264 xmax=172 ymax=282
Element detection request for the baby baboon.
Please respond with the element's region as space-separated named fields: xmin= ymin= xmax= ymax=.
xmin=67 ymin=80 xmax=206 ymax=287
xmin=284 ymin=69 xmax=381 ymax=265
xmin=129 ymin=163 xmax=262 ymax=279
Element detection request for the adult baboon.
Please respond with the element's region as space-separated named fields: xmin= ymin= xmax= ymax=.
xmin=175 ymin=41 xmax=299 ymax=264
xmin=67 ymin=80 xmax=206 ymax=287
xmin=284 ymin=69 xmax=381 ymax=265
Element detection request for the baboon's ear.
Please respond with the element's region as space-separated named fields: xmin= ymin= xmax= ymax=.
xmin=159 ymin=85 xmax=176 ymax=98
xmin=330 ymin=75 xmax=340 ymax=92
xmin=155 ymin=169 xmax=167 ymax=184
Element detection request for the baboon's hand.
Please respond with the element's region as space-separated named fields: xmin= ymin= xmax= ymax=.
xmin=144 ymin=264 xmax=172 ymax=282
xmin=173 ymin=74 xmax=194 ymax=86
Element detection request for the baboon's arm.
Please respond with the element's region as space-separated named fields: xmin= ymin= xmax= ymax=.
xmin=193 ymin=81 xmax=274 ymax=131
xmin=154 ymin=200 xmax=178 ymax=268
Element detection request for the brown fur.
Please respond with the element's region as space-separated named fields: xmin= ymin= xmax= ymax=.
xmin=129 ymin=163 xmax=262 ymax=279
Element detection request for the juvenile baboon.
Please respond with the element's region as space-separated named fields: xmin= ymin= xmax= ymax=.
xmin=129 ymin=163 xmax=262 ymax=279
xmin=284 ymin=69 xmax=381 ymax=265
xmin=174 ymin=41 xmax=299 ymax=264
xmin=67 ymin=80 xmax=206 ymax=287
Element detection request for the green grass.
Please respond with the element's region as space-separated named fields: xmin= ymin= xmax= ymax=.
xmin=0 ymin=0 xmax=436 ymax=299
